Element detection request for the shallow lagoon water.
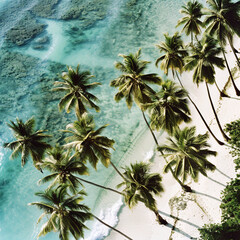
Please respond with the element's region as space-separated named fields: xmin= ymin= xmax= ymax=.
xmin=0 ymin=0 xmax=204 ymax=239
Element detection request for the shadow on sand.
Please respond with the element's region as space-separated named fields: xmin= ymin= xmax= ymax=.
xmin=206 ymin=176 xmax=227 ymax=187
xmin=165 ymin=222 xmax=197 ymax=239
xmin=158 ymin=210 xmax=201 ymax=229
xmin=191 ymin=189 xmax=221 ymax=202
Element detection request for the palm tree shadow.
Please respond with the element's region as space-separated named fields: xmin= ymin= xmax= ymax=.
xmin=206 ymin=176 xmax=227 ymax=187
xmin=158 ymin=210 xmax=200 ymax=229
xmin=165 ymin=222 xmax=197 ymax=239
xmin=216 ymin=168 xmax=232 ymax=180
xmin=191 ymin=189 xmax=221 ymax=202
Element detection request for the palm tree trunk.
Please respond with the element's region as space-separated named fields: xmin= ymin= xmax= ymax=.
xmin=159 ymin=147 xmax=192 ymax=192
xmin=141 ymin=108 xmax=192 ymax=192
xmin=205 ymin=82 xmax=230 ymax=142
xmin=141 ymin=110 xmax=159 ymax=145
xmin=76 ymin=176 xmax=123 ymax=195
xmin=221 ymin=46 xmax=240 ymax=96
xmin=228 ymin=36 xmax=240 ymax=69
xmin=110 ymin=161 xmax=127 ymax=181
xmin=214 ymin=81 xmax=229 ymax=98
xmin=175 ymin=71 xmax=224 ymax=146
xmin=153 ymin=209 xmax=168 ymax=225
xmin=92 ymin=214 xmax=133 ymax=240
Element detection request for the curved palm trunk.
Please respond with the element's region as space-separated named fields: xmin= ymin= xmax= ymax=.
xmin=141 ymin=109 xmax=192 ymax=192
xmin=228 ymin=37 xmax=240 ymax=69
xmin=153 ymin=209 xmax=168 ymax=225
xmin=92 ymin=214 xmax=133 ymax=240
xmin=110 ymin=161 xmax=127 ymax=181
xmin=214 ymin=81 xmax=229 ymax=98
xmin=175 ymin=71 xmax=224 ymax=146
xmin=221 ymin=46 xmax=240 ymax=96
xmin=205 ymin=82 xmax=230 ymax=142
xmin=141 ymin=110 xmax=159 ymax=145
xmin=76 ymin=176 xmax=123 ymax=195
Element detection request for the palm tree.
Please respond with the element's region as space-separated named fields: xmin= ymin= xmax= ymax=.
xmin=110 ymin=49 xmax=162 ymax=145
xmin=155 ymin=32 xmax=225 ymax=145
xmin=158 ymin=126 xmax=216 ymax=188
xmin=38 ymin=145 xmax=123 ymax=195
xmin=29 ymin=186 xmax=132 ymax=240
xmin=176 ymin=0 xmax=204 ymax=44
xmin=117 ymin=162 xmax=168 ymax=225
xmin=184 ymin=34 xmax=230 ymax=141
xmin=53 ymin=65 xmax=101 ymax=118
xmin=63 ymin=113 xmax=125 ymax=179
xmin=3 ymin=117 xmax=51 ymax=171
xmin=142 ymin=79 xmax=191 ymax=136
xmin=155 ymin=32 xmax=188 ymax=77
xmin=204 ymin=0 xmax=240 ymax=95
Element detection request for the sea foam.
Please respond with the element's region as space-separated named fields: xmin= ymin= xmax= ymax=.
xmin=86 ymin=198 xmax=123 ymax=240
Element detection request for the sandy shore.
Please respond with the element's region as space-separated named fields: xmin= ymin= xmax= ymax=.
xmin=103 ymin=36 xmax=240 ymax=240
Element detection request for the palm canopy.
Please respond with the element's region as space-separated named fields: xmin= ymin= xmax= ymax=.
xmin=158 ymin=126 xmax=216 ymax=183
xmin=29 ymin=186 xmax=92 ymax=240
xmin=204 ymin=0 xmax=240 ymax=41
xmin=53 ymin=64 xmax=101 ymax=117
xmin=63 ymin=113 xmax=115 ymax=169
xmin=142 ymin=80 xmax=191 ymax=135
xmin=184 ymin=34 xmax=225 ymax=85
xmin=38 ymin=145 xmax=88 ymax=193
xmin=117 ymin=162 xmax=163 ymax=210
xmin=155 ymin=32 xmax=188 ymax=76
xmin=3 ymin=117 xmax=51 ymax=169
xmin=110 ymin=49 xmax=162 ymax=109
xmin=176 ymin=0 xmax=204 ymax=42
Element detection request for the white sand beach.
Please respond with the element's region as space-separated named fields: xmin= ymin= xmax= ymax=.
xmin=105 ymin=38 xmax=240 ymax=240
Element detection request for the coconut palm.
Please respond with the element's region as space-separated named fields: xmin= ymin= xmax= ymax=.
xmin=204 ymin=0 xmax=240 ymax=95
xmin=110 ymin=49 xmax=162 ymax=145
xmin=155 ymin=32 xmax=188 ymax=77
xmin=118 ymin=162 xmax=168 ymax=225
xmin=143 ymin=79 xmax=191 ymax=136
xmin=38 ymin=145 xmax=123 ymax=195
xmin=63 ymin=113 xmax=114 ymax=169
xmin=176 ymin=0 xmax=204 ymax=44
xmin=53 ymin=65 xmax=101 ymax=118
xmin=158 ymin=126 xmax=216 ymax=187
xmin=3 ymin=117 xmax=51 ymax=171
xmin=185 ymin=34 xmax=230 ymax=141
xmin=155 ymin=32 xmax=224 ymax=145
xmin=62 ymin=113 xmax=125 ymax=179
xmin=29 ymin=186 xmax=132 ymax=240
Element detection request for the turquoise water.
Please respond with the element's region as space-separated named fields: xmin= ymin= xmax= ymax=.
xmin=0 ymin=0 xmax=204 ymax=239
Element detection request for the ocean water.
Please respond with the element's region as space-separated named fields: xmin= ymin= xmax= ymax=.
xmin=0 ymin=0 xmax=204 ymax=239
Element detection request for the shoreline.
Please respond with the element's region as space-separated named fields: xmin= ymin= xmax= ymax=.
xmin=104 ymin=38 xmax=240 ymax=240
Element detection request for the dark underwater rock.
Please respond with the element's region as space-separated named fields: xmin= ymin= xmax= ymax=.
xmin=5 ymin=13 xmax=46 ymax=46
xmin=60 ymin=0 xmax=109 ymax=28
xmin=31 ymin=0 xmax=61 ymax=18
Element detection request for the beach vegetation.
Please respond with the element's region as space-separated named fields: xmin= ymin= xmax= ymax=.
xmin=110 ymin=48 xmax=162 ymax=145
xmin=176 ymin=0 xmax=204 ymax=44
xmin=3 ymin=117 xmax=51 ymax=171
xmin=185 ymin=34 xmax=230 ymax=141
xmin=29 ymin=186 xmax=133 ymax=240
xmin=155 ymin=32 xmax=188 ymax=78
xmin=155 ymin=31 xmax=225 ymax=145
xmin=204 ymin=0 xmax=240 ymax=71
xmin=62 ymin=113 xmax=115 ymax=170
xmin=142 ymin=79 xmax=191 ymax=136
xmin=117 ymin=161 xmax=168 ymax=225
xmin=38 ymin=144 xmax=122 ymax=195
xmin=199 ymin=176 xmax=240 ymax=240
xmin=225 ymin=119 xmax=240 ymax=170
xmin=53 ymin=65 xmax=101 ymax=119
xmin=158 ymin=126 xmax=216 ymax=190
